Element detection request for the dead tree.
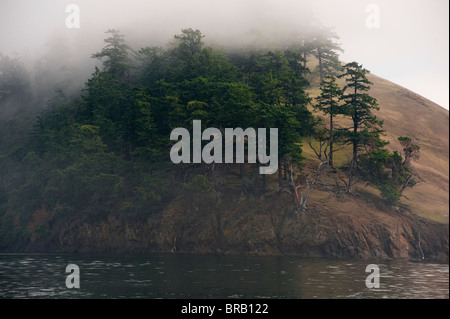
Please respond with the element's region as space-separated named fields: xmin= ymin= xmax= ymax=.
xmin=287 ymin=158 xmax=327 ymax=211
xmin=307 ymin=136 xmax=329 ymax=163
xmin=307 ymin=126 xmax=329 ymax=163
xmin=307 ymin=126 xmax=343 ymax=167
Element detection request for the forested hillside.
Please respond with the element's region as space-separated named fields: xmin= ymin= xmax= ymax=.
xmin=0 ymin=27 xmax=447 ymax=259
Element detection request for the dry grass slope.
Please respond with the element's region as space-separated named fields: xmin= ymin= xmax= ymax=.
xmin=368 ymin=74 xmax=449 ymax=224
xmin=306 ymin=71 xmax=448 ymax=224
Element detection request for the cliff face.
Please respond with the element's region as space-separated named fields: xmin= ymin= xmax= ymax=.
xmin=158 ymin=191 xmax=448 ymax=260
xmin=15 ymin=187 xmax=448 ymax=261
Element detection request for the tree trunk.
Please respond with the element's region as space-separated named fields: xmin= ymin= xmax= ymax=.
xmin=401 ymin=174 xmax=413 ymax=193
xmin=278 ymin=162 xmax=282 ymax=189
xmin=352 ymin=86 xmax=358 ymax=171
xmin=297 ymin=161 xmax=326 ymax=211
xmin=318 ymin=48 xmax=324 ymax=85
xmin=352 ymin=126 xmax=358 ymax=171
xmin=329 ymin=113 xmax=334 ymax=167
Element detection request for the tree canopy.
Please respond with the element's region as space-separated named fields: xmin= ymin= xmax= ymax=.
xmin=0 ymin=28 xmax=421 ymax=248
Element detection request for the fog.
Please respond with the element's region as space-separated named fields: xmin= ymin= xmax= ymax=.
xmin=0 ymin=0 xmax=448 ymax=109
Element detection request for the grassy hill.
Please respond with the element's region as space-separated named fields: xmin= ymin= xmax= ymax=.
xmin=367 ymin=73 xmax=449 ymax=224
xmin=305 ymin=68 xmax=449 ymax=225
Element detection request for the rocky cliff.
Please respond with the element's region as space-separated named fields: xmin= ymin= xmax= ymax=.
xmin=14 ymin=184 xmax=448 ymax=261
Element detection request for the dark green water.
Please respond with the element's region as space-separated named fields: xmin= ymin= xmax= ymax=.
xmin=0 ymin=253 xmax=448 ymax=299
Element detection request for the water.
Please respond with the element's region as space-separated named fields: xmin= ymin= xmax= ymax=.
xmin=0 ymin=253 xmax=448 ymax=299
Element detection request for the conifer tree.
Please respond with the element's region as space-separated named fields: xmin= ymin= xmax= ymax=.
xmin=92 ymin=29 xmax=131 ymax=78
xmin=313 ymin=75 xmax=343 ymax=166
xmin=339 ymin=62 xmax=385 ymax=191
xmin=311 ymin=27 xmax=343 ymax=85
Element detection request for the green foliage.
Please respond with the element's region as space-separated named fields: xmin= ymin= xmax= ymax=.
xmin=0 ymin=25 xmax=426 ymax=249
xmin=91 ymin=29 xmax=131 ymax=77
xmin=359 ymin=136 xmax=420 ymax=205
xmin=314 ymin=76 xmax=343 ymax=116
xmin=338 ymin=62 xmax=387 ymax=170
xmin=398 ymin=136 xmax=420 ymax=166
xmin=313 ymin=76 xmax=344 ymax=165
xmin=183 ymin=174 xmax=213 ymax=192
xmin=0 ymin=28 xmax=318 ymax=247
xmin=380 ymin=182 xmax=402 ymax=206
xmin=309 ymin=26 xmax=343 ymax=83
xmin=358 ymin=149 xmax=392 ymax=184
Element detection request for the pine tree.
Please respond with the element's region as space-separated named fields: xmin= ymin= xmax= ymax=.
xmin=311 ymin=27 xmax=343 ymax=85
xmin=339 ymin=62 xmax=385 ymax=192
xmin=313 ymin=75 xmax=343 ymax=166
xmin=92 ymin=29 xmax=131 ymax=78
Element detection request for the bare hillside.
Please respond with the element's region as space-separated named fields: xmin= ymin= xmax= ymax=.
xmin=368 ymin=73 xmax=449 ymax=224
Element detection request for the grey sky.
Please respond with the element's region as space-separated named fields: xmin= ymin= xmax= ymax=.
xmin=0 ymin=0 xmax=448 ymax=109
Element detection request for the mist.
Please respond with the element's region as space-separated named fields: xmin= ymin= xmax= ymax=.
xmin=0 ymin=0 xmax=448 ymax=110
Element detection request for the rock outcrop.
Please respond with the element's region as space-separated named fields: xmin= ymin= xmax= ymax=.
xmin=17 ymin=190 xmax=449 ymax=261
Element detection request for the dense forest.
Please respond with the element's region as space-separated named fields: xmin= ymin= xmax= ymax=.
xmin=0 ymin=27 xmax=421 ymax=251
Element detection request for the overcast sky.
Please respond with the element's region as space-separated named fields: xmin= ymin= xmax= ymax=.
xmin=0 ymin=0 xmax=448 ymax=110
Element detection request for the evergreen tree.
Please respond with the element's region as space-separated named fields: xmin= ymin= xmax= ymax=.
xmin=136 ymin=46 xmax=167 ymax=85
xmin=339 ymin=62 xmax=386 ymax=192
xmin=0 ymin=53 xmax=34 ymax=154
xmin=313 ymin=75 xmax=343 ymax=166
xmin=339 ymin=62 xmax=384 ymax=169
xmin=92 ymin=29 xmax=131 ymax=78
xmin=79 ymin=67 xmax=123 ymax=153
xmin=168 ymin=28 xmax=218 ymax=82
xmin=358 ymin=136 xmax=420 ymax=205
xmin=311 ymin=27 xmax=343 ymax=85
xmin=283 ymin=49 xmax=311 ymax=107
xmin=243 ymin=50 xmax=312 ymax=185
xmin=396 ymin=136 xmax=420 ymax=193
xmin=0 ymin=53 xmax=32 ymax=113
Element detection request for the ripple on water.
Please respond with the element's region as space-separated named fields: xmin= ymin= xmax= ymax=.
xmin=0 ymin=254 xmax=448 ymax=299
